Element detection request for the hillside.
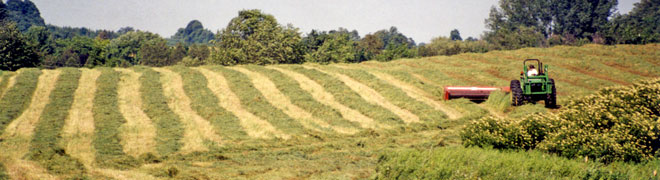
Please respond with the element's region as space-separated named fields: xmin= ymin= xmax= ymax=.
xmin=0 ymin=44 xmax=658 ymax=179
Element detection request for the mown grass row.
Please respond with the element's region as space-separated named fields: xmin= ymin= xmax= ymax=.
xmin=323 ymin=66 xmax=446 ymax=122
xmin=210 ymin=67 xmax=309 ymax=137
xmin=285 ymin=66 xmax=404 ymax=126
xmin=92 ymin=68 xmax=139 ymax=169
xmin=27 ymin=68 xmax=86 ymax=176
xmin=246 ymin=65 xmax=361 ymax=133
xmin=133 ymin=67 xmax=184 ymax=156
xmin=0 ymin=69 xmax=40 ymax=135
xmin=0 ymin=72 xmax=14 ymax=97
xmin=170 ymin=66 xmax=248 ymax=141
xmin=375 ymin=147 xmax=659 ymax=179
xmin=0 ymin=163 xmax=7 ymax=180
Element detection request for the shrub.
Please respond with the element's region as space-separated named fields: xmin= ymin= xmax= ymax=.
xmin=462 ymin=78 xmax=660 ymax=162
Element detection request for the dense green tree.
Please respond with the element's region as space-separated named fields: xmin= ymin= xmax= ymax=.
xmin=486 ymin=0 xmax=617 ymax=47
xmin=138 ymin=38 xmax=171 ymax=67
xmin=42 ymin=36 xmax=98 ymax=68
xmin=187 ymin=44 xmax=210 ymax=60
xmin=609 ymin=0 xmax=660 ymax=44
xmin=450 ymin=29 xmax=462 ymax=41
xmin=304 ymin=33 xmax=358 ymax=64
xmin=0 ymin=22 xmax=39 ymax=70
xmin=25 ymin=26 xmax=55 ymax=57
xmin=211 ymin=9 xmax=304 ymax=65
xmin=373 ymin=26 xmax=416 ymax=49
xmin=169 ymin=20 xmax=215 ymax=45
xmin=357 ymin=34 xmax=384 ymax=60
xmin=106 ymin=31 xmax=160 ymax=66
xmin=47 ymin=25 xmax=118 ymax=40
xmin=0 ymin=1 xmax=7 ymax=21
xmin=169 ymin=43 xmax=186 ymax=64
xmin=5 ymin=0 xmax=45 ymax=32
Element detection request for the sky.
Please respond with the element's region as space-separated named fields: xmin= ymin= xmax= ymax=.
xmin=29 ymin=0 xmax=641 ymax=44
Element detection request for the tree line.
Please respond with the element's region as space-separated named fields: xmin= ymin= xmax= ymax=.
xmin=1 ymin=0 xmax=659 ymax=71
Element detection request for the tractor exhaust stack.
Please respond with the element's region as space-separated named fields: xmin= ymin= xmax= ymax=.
xmin=443 ymin=86 xmax=511 ymax=101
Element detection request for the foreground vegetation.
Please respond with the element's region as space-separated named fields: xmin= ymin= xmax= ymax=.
xmin=0 ymin=44 xmax=657 ymax=179
xmin=375 ymin=147 xmax=659 ymax=179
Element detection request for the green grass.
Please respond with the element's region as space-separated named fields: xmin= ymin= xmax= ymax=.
xmin=133 ymin=66 xmax=184 ymax=156
xmin=483 ymin=90 xmax=511 ymax=113
xmin=246 ymin=65 xmax=361 ymax=133
xmin=374 ymin=146 xmax=660 ymax=180
xmin=0 ymin=162 xmax=7 ymax=180
xmin=92 ymin=68 xmax=139 ymax=169
xmin=507 ymin=104 xmax=548 ymax=119
xmin=28 ymin=68 xmax=86 ymax=176
xmin=0 ymin=69 xmax=40 ymax=135
xmin=170 ymin=66 xmax=249 ymax=141
xmin=0 ymin=72 xmax=14 ymax=96
xmin=323 ymin=66 xmax=447 ymax=122
xmin=285 ymin=65 xmax=404 ymax=126
xmin=209 ymin=66 xmax=310 ymax=137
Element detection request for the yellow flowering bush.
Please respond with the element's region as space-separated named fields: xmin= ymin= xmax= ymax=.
xmin=462 ymin=78 xmax=660 ymax=162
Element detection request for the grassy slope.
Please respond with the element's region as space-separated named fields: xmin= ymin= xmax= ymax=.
xmin=246 ymin=65 xmax=361 ymax=133
xmin=92 ymin=68 xmax=139 ymax=169
xmin=134 ymin=67 xmax=185 ymax=156
xmin=28 ymin=68 xmax=86 ymax=176
xmin=170 ymin=66 xmax=248 ymax=141
xmin=0 ymin=44 xmax=657 ymax=179
xmin=211 ymin=67 xmax=309 ymax=137
xmin=0 ymin=69 xmax=40 ymax=135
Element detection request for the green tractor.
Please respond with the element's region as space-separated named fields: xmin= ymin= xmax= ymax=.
xmin=510 ymin=59 xmax=557 ymax=107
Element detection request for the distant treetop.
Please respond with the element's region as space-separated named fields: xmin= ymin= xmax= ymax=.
xmin=169 ymin=20 xmax=215 ymax=45
xmin=5 ymin=0 xmax=45 ymax=32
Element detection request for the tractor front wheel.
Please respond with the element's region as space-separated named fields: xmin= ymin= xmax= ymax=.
xmin=545 ymin=79 xmax=557 ymax=108
xmin=510 ymin=80 xmax=524 ymax=106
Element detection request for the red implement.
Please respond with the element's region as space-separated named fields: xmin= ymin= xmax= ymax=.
xmin=443 ymin=86 xmax=511 ymax=100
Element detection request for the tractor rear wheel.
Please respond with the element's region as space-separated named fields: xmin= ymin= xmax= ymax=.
xmin=545 ymin=79 xmax=557 ymax=108
xmin=510 ymin=80 xmax=524 ymax=106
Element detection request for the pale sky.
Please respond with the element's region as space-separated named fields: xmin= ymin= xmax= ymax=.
xmin=28 ymin=0 xmax=640 ymax=43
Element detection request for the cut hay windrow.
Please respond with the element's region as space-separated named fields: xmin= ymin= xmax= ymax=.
xmin=307 ymin=66 xmax=418 ymax=123
xmin=62 ymin=68 xmax=101 ymax=170
xmin=269 ymin=66 xmax=383 ymax=129
xmin=232 ymin=66 xmax=336 ymax=134
xmin=0 ymin=163 xmax=7 ymax=180
xmin=195 ymin=67 xmax=289 ymax=139
xmin=133 ymin=67 xmax=184 ymax=155
xmin=92 ymin=68 xmax=139 ymax=169
xmin=249 ymin=66 xmax=361 ymax=134
xmin=321 ymin=66 xmax=445 ymax=123
xmin=115 ymin=68 xmax=157 ymax=157
xmin=169 ymin=67 xmax=248 ymax=141
xmin=28 ymin=68 xmax=87 ymax=176
xmin=367 ymin=70 xmax=462 ymax=120
xmin=284 ymin=66 xmax=402 ymax=127
xmin=153 ymin=67 xmax=222 ymax=152
xmin=0 ymin=69 xmax=56 ymax=180
xmin=212 ymin=67 xmax=308 ymax=137
xmin=0 ymin=69 xmax=41 ymax=135
xmin=0 ymin=72 xmax=16 ymax=99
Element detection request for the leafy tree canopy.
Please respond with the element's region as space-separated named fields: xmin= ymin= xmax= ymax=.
xmin=609 ymin=0 xmax=660 ymax=44
xmin=5 ymin=0 xmax=45 ymax=32
xmin=169 ymin=20 xmax=215 ymax=45
xmin=0 ymin=22 xmax=39 ymax=70
xmin=450 ymin=29 xmax=462 ymax=41
xmin=211 ymin=9 xmax=304 ymax=65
